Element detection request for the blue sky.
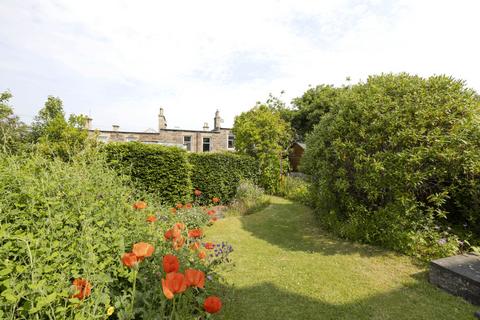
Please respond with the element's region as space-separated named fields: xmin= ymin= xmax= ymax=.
xmin=1 ymin=0 xmax=479 ymax=131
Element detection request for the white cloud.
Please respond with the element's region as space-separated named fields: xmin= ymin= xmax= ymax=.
xmin=0 ymin=0 xmax=479 ymax=131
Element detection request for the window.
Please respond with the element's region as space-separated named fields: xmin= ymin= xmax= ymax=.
xmin=183 ymin=136 xmax=192 ymax=151
xmin=228 ymin=133 xmax=235 ymax=149
xmin=203 ymin=137 xmax=210 ymax=152
xmin=126 ymin=136 xmax=137 ymax=142
xmin=98 ymin=135 xmax=109 ymax=142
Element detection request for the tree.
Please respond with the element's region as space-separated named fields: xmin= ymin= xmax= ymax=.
xmin=31 ymin=96 xmax=88 ymax=159
xmin=290 ymin=84 xmax=346 ymax=140
xmin=0 ymin=91 xmax=28 ymax=153
xmin=233 ymin=104 xmax=293 ymax=193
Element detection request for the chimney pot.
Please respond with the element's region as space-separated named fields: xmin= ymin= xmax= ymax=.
xmin=112 ymin=125 xmax=119 ymax=132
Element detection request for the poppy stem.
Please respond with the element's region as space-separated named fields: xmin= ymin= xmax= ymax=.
xmin=129 ymin=269 xmax=138 ymax=320
xmin=170 ymin=295 xmax=176 ymax=320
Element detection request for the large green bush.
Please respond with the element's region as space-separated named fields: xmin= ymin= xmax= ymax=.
xmin=104 ymin=142 xmax=192 ymax=205
xmin=303 ymin=73 xmax=480 ymax=259
xmin=189 ymin=152 xmax=259 ymax=204
xmin=0 ymin=149 xmax=148 ymax=319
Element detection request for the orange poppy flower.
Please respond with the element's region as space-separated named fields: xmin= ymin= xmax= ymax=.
xmin=174 ymin=222 xmax=186 ymax=230
xmin=194 ymin=189 xmax=202 ymax=196
xmin=173 ymin=236 xmax=185 ymax=250
xmin=209 ymin=217 xmax=218 ymax=224
xmin=185 ymin=203 xmax=192 ymax=209
xmin=198 ymin=251 xmax=206 ymax=259
xmin=163 ymin=254 xmax=180 ymax=273
xmin=212 ymin=197 xmax=220 ymax=204
xmin=121 ymin=252 xmax=138 ymax=268
xmin=170 ymin=208 xmax=177 ymax=214
xmin=132 ymin=242 xmax=154 ymax=261
xmin=189 ymin=242 xmax=200 ymax=251
xmin=185 ymin=269 xmax=205 ymax=288
xmin=161 ymin=272 xmax=187 ymax=300
xmin=188 ymin=228 xmax=203 ymax=238
xmin=204 ymin=296 xmax=222 ymax=314
xmin=133 ymin=201 xmax=147 ymax=210
xmin=207 ymin=210 xmax=216 ymax=216
xmin=204 ymin=242 xmax=215 ymax=250
xmin=175 ymin=203 xmax=183 ymax=209
xmin=72 ymin=278 xmax=92 ymax=300
xmin=146 ymin=215 xmax=157 ymax=223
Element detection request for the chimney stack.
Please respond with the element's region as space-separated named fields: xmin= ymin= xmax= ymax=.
xmin=112 ymin=125 xmax=119 ymax=132
xmin=158 ymin=107 xmax=167 ymax=130
xmin=203 ymin=122 xmax=209 ymax=131
xmin=84 ymin=117 xmax=93 ymax=130
xmin=214 ymin=109 xmax=221 ymax=131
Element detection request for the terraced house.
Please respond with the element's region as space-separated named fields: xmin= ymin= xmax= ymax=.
xmin=86 ymin=108 xmax=235 ymax=152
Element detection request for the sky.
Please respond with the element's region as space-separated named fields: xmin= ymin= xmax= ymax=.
xmin=0 ymin=0 xmax=479 ymax=131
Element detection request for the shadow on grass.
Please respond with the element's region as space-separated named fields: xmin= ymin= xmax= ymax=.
xmin=215 ymin=280 xmax=475 ymax=320
xmin=239 ymin=197 xmax=391 ymax=258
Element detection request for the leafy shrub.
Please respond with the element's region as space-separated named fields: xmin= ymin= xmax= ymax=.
xmin=0 ymin=149 xmax=227 ymax=319
xmin=104 ymin=142 xmax=192 ymax=205
xmin=0 ymin=149 xmax=147 ymax=319
xmin=278 ymin=175 xmax=312 ymax=206
xmin=303 ymin=73 xmax=480 ymax=259
xmin=189 ymin=152 xmax=259 ymax=204
xmin=228 ymin=180 xmax=270 ymax=216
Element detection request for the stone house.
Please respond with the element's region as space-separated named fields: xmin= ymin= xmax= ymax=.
xmin=86 ymin=109 xmax=235 ymax=152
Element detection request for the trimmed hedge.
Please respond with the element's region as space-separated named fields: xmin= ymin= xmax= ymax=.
xmin=104 ymin=142 xmax=192 ymax=205
xmin=104 ymin=143 xmax=259 ymax=205
xmin=189 ymin=152 xmax=260 ymax=204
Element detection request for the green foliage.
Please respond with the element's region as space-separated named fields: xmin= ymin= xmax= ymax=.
xmin=189 ymin=152 xmax=260 ymax=204
xmin=0 ymin=149 xmax=145 ymax=319
xmin=227 ymin=180 xmax=270 ymax=216
xmin=303 ymin=73 xmax=480 ymax=259
xmin=0 ymin=148 xmax=227 ymax=319
xmin=278 ymin=175 xmax=312 ymax=206
xmin=104 ymin=142 xmax=193 ymax=205
xmin=0 ymin=91 xmax=28 ymax=153
xmin=291 ymin=84 xmax=346 ymax=140
xmin=233 ymin=104 xmax=293 ymax=193
xmin=31 ymin=96 xmax=88 ymax=159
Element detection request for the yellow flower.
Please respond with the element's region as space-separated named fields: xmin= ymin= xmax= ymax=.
xmin=107 ymin=306 xmax=115 ymax=316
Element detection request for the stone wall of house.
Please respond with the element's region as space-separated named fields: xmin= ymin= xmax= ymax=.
xmin=90 ymin=128 xmax=234 ymax=153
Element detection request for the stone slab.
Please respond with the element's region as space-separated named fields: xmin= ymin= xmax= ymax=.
xmin=430 ymin=254 xmax=480 ymax=305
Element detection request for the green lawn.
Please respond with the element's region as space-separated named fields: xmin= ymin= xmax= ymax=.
xmin=206 ymin=196 xmax=476 ymax=320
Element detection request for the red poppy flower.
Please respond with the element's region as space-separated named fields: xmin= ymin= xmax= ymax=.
xmin=194 ymin=189 xmax=202 ymax=196
xmin=204 ymin=242 xmax=215 ymax=250
xmin=163 ymin=254 xmax=180 ymax=273
xmin=204 ymin=296 xmax=222 ymax=314
xmin=72 ymin=278 xmax=92 ymax=300
xmin=185 ymin=269 xmax=205 ymax=288
xmin=121 ymin=252 xmax=138 ymax=268
xmin=170 ymin=208 xmax=177 ymax=214
xmin=185 ymin=203 xmax=192 ymax=209
xmin=209 ymin=217 xmax=218 ymax=223
xmin=161 ymin=272 xmax=187 ymax=300
xmin=132 ymin=242 xmax=154 ymax=261
xmin=173 ymin=236 xmax=185 ymax=250
xmin=133 ymin=201 xmax=147 ymax=210
xmin=146 ymin=215 xmax=157 ymax=223
xmin=175 ymin=203 xmax=183 ymax=209
xmin=198 ymin=251 xmax=206 ymax=259
xmin=212 ymin=197 xmax=220 ymax=204
xmin=207 ymin=210 xmax=216 ymax=216
xmin=188 ymin=228 xmax=203 ymax=238
xmin=189 ymin=242 xmax=200 ymax=251
xmin=174 ymin=222 xmax=185 ymax=230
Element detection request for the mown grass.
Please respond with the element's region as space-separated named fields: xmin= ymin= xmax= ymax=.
xmin=206 ymin=196 xmax=476 ymax=320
